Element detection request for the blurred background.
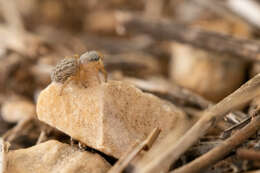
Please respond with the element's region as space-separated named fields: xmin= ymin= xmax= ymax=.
xmin=0 ymin=0 xmax=260 ymax=148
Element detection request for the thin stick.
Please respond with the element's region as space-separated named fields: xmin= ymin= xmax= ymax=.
xmin=132 ymin=74 xmax=260 ymax=173
xmin=221 ymin=116 xmax=251 ymax=138
xmin=237 ymin=148 xmax=260 ymax=161
xmin=108 ymin=128 xmax=160 ymax=173
xmin=117 ymin=13 xmax=260 ymax=61
xmin=36 ymin=130 xmax=47 ymax=144
xmin=171 ymin=115 xmax=260 ymax=173
xmin=244 ymin=170 xmax=260 ymax=173
xmin=2 ymin=117 xmax=33 ymax=142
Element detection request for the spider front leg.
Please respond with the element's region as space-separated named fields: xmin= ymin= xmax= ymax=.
xmin=78 ymin=66 xmax=88 ymax=88
xmin=81 ymin=80 xmax=88 ymax=88
xmin=60 ymin=76 xmax=76 ymax=96
xmin=100 ymin=67 xmax=108 ymax=82
xmin=97 ymin=61 xmax=108 ymax=82
xmin=94 ymin=67 xmax=107 ymax=84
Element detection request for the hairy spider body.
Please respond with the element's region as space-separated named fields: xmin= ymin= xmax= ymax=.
xmin=51 ymin=51 xmax=107 ymax=95
xmin=51 ymin=58 xmax=79 ymax=83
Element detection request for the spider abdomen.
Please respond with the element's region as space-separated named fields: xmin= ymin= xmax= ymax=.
xmin=51 ymin=58 xmax=79 ymax=83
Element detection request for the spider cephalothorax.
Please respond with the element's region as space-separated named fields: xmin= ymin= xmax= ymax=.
xmin=51 ymin=51 xmax=107 ymax=95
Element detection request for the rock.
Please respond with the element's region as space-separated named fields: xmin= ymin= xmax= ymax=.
xmin=170 ymin=43 xmax=246 ymax=102
xmin=84 ymin=10 xmax=118 ymax=34
xmin=170 ymin=17 xmax=250 ymax=102
xmin=5 ymin=140 xmax=110 ymax=173
xmin=37 ymin=80 xmax=194 ymax=158
xmin=1 ymin=97 xmax=35 ymax=123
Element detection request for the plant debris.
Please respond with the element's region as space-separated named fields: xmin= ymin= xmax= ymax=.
xmin=2 ymin=0 xmax=260 ymax=173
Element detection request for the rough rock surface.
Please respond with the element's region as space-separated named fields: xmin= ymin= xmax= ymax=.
xmin=5 ymin=140 xmax=110 ymax=173
xmin=37 ymin=80 xmax=194 ymax=158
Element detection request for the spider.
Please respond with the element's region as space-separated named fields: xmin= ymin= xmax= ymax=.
xmin=51 ymin=51 xmax=107 ymax=95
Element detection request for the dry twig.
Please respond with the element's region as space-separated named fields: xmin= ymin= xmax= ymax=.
xmin=221 ymin=116 xmax=251 ymax=138
xmin=117 ymin=13 xmax=260 ymax=61
xmin=132 ymin=74 xmax=260 ymax=173
xmin=2 ymin=117 xmax=34 ymax=142
xmin=36 ymin=130 xmax=47 ymax=144
xmin=108 ymin=128 xmax=160 ymax=173
xmin=237 ymin=148 xmax=260 ymax=161
xmin=171 ymin=115 xmax=260 ymax=173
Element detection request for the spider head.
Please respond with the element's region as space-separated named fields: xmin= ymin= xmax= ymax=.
xmin=79 ymin=51 xmax=104 ymax=67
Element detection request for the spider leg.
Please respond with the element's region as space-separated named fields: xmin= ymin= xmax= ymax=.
xmin=79 ymin=65 xmax=88 ymax=88
xmin=59 ymin=76 xmax=75 ymax=96
xmin=100 ymin=67 xmax=108 ymax=82
xmin=81 ymin=81 xmax=88 ymax=88
xmin=96 ymin=71 xmax=102 ymax=84
xmin=97 ymin=61 xmax=107 ymax=82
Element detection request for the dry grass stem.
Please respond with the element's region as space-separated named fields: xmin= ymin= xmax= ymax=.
xmin=172 ymin=115 xmax=260 ymax=173
xmin=118 ymin=13 xmax=260 ymax=61
xmin=108 ymin=127 xmax=160 ymax=173
xmin=2 ymin=117 xmax=33 ymax=142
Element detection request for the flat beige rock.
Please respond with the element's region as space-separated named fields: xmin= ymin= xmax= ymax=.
xmin=5 ymin=140 xmax=110 ymax=173
xmin=37 ymin=80 xmax=194 ymax=158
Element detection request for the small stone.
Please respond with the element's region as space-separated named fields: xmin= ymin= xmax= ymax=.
xmin=170 ymin=17 xmax=250 ymax=102
xmin=5 ymin=140 xmax=110 ymax=173
xmin=37 ymin=81 xmax=194 ymax=158
xmin=170 ymin=42 xmax=246 ymax=102
xmin=1 ymin=97 xmax=35 ymax=123
xmin=84 ymin=10 xmax=117 ymax=34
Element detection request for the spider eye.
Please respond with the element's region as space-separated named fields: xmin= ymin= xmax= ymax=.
xmin=80 ymin=51 xmax=101 ymax=64
xmin=89 ymin=55 xmax=100 ymax=62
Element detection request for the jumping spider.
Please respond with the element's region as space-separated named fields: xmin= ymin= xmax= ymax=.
xmin=51 ymin=51 xmax=107 ymax=95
